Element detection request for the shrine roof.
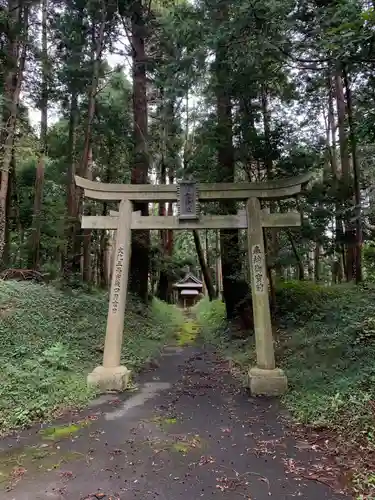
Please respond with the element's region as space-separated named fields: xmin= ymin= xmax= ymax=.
xmin=173 ymin=273 xmax=203 ymax=288
xmin=181 ymin=289 xmax=200 ymax=296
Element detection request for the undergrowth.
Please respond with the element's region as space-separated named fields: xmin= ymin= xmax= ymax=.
xmin=0 ymin=281 xmax=183 ymax=433
xmin=194 ymin=297 xmax=256 ymax=378
xmin=276 ymin=281 xmax=375 ymax=438
xmin=195 ymin=282 xmax=375 ymax=498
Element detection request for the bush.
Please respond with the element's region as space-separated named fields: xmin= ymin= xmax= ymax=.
xmin=194 ymin=297 xmax=255 ymax=375
xmin=194 ymin=297 xmax=226 ymax=327
xmin=274 ymin=280 xmax=345 ymax=321
xmin=278 ymin=282 xmax=375 ymax=437
xmin=0 ymin=281 xmax=183 ymax=432
xmin=193 ymin=297 xmax=227 ymax=344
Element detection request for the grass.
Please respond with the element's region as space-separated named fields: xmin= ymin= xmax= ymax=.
xmin=194 ymin=297 xmax=256 ymax=378
xmin=0 ymin=280 xmax=184 ymax=433
xmin=194 ymin=282 xmax=375 ymax=498
xmin=276 ymin=282 xmax=375 ymax=436
xmin=176 ymin=320 xmax=200 ymax=346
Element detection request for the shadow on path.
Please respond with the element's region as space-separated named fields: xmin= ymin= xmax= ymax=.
xmin=0 ymin=341 xmax=351 ymax=499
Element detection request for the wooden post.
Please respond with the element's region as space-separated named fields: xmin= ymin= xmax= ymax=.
xmin=87 ymin=199 xmax=132 ymax=391
xmin=246 ymin=197 xmax=287 ymax=396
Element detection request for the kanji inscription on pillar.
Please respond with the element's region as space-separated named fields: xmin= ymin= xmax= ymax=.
xmin=177 ymin=180 xmax=199 ymax=220
xmin=111 ymin=245 xmax=125 ymax=313
xmin=251 ymin=244 xmax=265 ymax=294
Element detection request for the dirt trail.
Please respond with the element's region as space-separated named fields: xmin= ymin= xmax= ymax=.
xmin=0 ymin=326 xmax=350 ymax=499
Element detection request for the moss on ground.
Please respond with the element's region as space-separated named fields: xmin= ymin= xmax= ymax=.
xmin=176 ymin=321 xmax=199 ymax=346
xmin=145 ymin=434 xmax=204 ymax=455
xmin=39 ymin=422 xmax=90 ymax=440
xmin=0 ymin=442 xmax=83 ymax=485
xmin=149 ymin=415 xmax=178 ymax=428
xmin=0 ymin=281 xmax=183 ymax=433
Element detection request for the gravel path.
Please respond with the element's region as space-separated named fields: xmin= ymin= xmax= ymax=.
xmin=0 ymin=345 xmax=350 ymax=499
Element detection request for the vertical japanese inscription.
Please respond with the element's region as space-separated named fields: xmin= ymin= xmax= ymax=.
xmin=178 ymin=180 xmax=198 ymax=220
xmin=251 ymin=244 xmax=265 ymax=294
xmin=111 ymin=245 xmax=125 ymax=313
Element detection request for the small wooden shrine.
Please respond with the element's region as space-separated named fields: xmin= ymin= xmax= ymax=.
xmin=173 ymin=272 xmax=203 ymax=308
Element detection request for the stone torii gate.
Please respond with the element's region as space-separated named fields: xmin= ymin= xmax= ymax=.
xmin=75 ymin=173 xmax=310 ymax=396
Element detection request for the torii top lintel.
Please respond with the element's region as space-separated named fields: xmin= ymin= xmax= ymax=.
xmin=75 ymin=172 xmax=312 ymax=203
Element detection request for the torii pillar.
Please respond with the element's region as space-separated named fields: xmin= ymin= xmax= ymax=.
xmin=246 ymin=197 xmax=287 ymax=396
xmin=87 ymin=199 xmax=133 ymax=392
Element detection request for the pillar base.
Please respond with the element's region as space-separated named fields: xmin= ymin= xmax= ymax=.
xmin=248 ymin=367 xmax=288 ymax=396
xmin=87 ymin=365 xmax=131 ymax=393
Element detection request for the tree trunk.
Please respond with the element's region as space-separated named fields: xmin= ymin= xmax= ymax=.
xmin=157 ymin=157 xmax=169 ymax=301
xmin=63 ymin=91 xmax=80 ymax=278
xmin=130 ymin=0 xmax=150 ymax=302
xmin=335 ymin=71 xmax=355 ymax=281
xmin=314 ymin=243 xmax=320 ymax=282
xmin=29 ymin=0 xmax=48 ymax=270
xmin=261 ymin=86 xmax=273 ymax=179
xmin=307 ymin=248 xmax=314 ymax=280
xmin=2 ymin=151 xmax=16 ymax=268
xmin=261 ymin=87 xmax=278 ymax=310
xmin=82 ymin=147 xmax=93 ymax=283
xmin=157 ymin=92 xmax=177 ymax=303
xmin=0 ymin=2 xmax=28 ymax=263
xmin=328 ymin=76 xmax=345 ymax=279
xmin=343 ymin=68 xmax=362 ymax=284
xmin=97 ymin=162 xmax=112 ymax=288
xmin=214 ymin=0 xmax=247 ymax=320
xmin=80 ymin=11 xmax=105 ymax=178
xmin=263 ymin=230 xmax=276 ymax=313
xmin=99 ymin=211 xmax=110 ymax=288
xmin=80 ymin=12 xmax=106 ymax=283
xmin=62 ymin=4 xmax=85 ymax=280
xmin=215 ymin=230 xmax=222 ymax=298
xmin=193 ymin=229 xmax=215 ymax=301
xmin=286 ymin=229 xmax=304 ymax=280
xmin=166 ymin=173 xmax=174 ymax=301
xmin=157 ymin=89 xmax=168 ymax=302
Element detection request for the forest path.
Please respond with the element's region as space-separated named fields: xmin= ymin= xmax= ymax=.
xmin=0 ymin=327 xmax=350 ymax=499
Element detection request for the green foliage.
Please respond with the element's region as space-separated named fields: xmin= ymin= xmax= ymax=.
xmin=194 ymin=297 xmax=226 ymax=343
xmin=0 ymin=281 xmax=183 ymax=432
xmin=363 ymin=243 xmax=375 ymax=281
xmin=193 ymin=297 xmax=255 ymax=376
xmin=276 ymin=283 xmax=375 ymax=436
xmin=279 ymin=283 xmax=375 ymax=498
xmin=275 ymin=280 xmax=342 ymax=320
xmin=196 ymin=283 xmax=375 ymax=448
xmin=353 ymin=471 xmax=375 ymax=500
xmin=123 ymin=297 xmax=184 ymax=369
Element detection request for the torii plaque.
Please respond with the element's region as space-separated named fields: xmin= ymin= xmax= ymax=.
xmin=76 ymin=173 xmax=311 ymax=396
xmin=177 ymin=180 xmax=199 ymax=220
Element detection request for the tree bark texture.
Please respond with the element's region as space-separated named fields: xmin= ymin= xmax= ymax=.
xmin=193 ymin=229 xmax=215 ymax=301
xmin=214 ymin=0 xmax=248 ymax=320
xmin=0 ymin=1 xmax=28 ymax=264
xmin=343 ymin=68 xmax=362 ymax=283
xmin=328 ymin=76 xmax=345 ymax=279
xmin=130 ymin=0 xmax=150 ymax=302
xmin=335 ymin=72 xmax=355 ymax=281
xmin=29 ymin=0 xmax=48 ymax=270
